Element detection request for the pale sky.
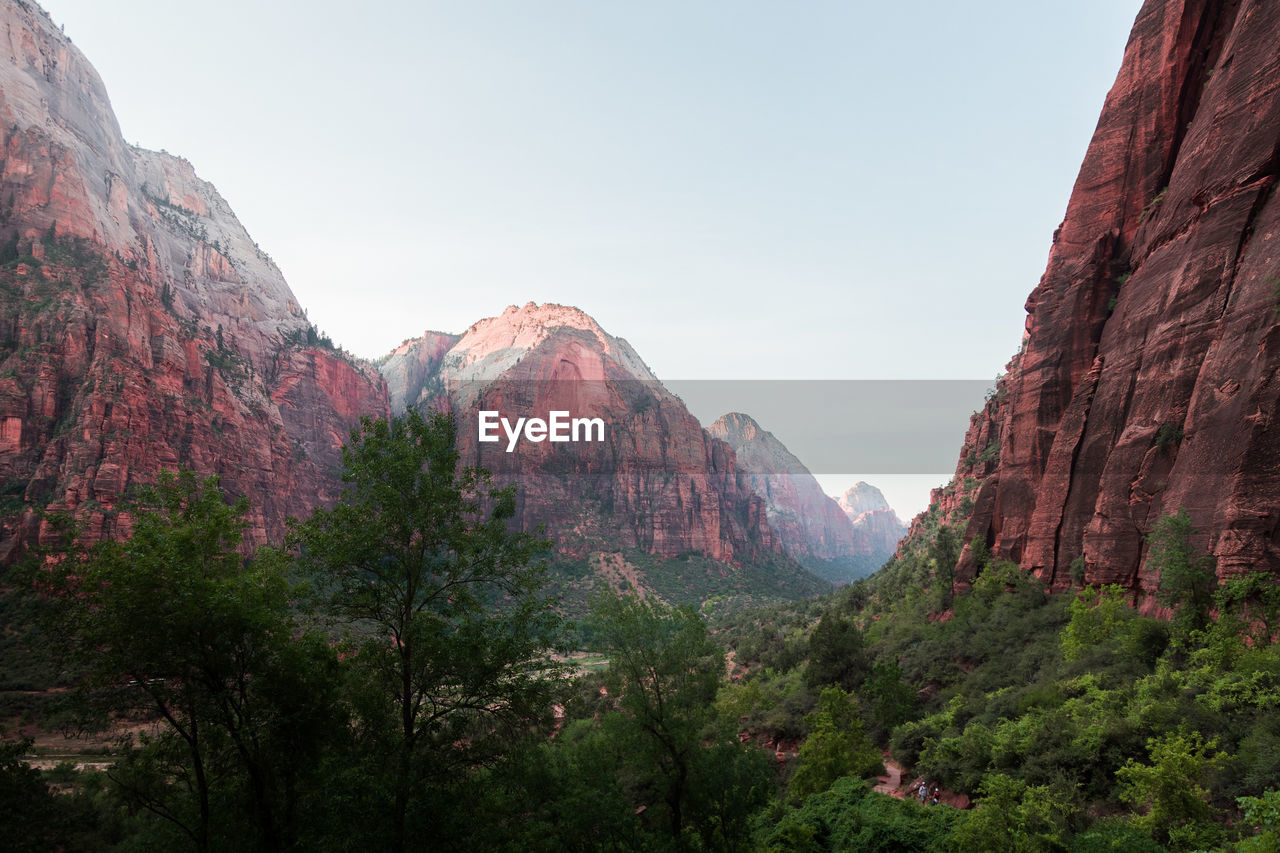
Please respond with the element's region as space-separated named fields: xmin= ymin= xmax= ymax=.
xmin=35 ymin=0 xmax=1143 ymax=516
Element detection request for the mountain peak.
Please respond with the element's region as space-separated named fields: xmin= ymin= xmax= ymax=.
xmin=461 ymin=302 xmax=606 ymax=345
xmin=708 ymin=412 xmax=767 ymax=443
xmin=443 ymin=302 xmax=658 ymax=385
xmin=709 ymin=414 xmax=905 ymax=582
xmin=837 ymin=482 xmax=892 ymax=517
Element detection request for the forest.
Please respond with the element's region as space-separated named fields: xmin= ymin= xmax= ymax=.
xmin=2 ymin=411 xmax=1279 ymax=852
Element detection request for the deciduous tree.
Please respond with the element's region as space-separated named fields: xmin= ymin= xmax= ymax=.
xmin=40 ymin=470 xmax=337 ymax=852
xmin=294 ymin=410 xmax=565 ymax=852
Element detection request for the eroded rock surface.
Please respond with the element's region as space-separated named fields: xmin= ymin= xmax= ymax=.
xmin=923 ymin=0 xmax=1280 ymax=594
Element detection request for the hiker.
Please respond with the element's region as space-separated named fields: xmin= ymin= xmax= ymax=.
xmin=918 ymin=782 xmax=928 ymax=803
xmin=931 ymin=785 xmax=940 ymax=806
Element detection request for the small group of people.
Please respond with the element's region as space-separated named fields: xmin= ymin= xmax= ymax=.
xmin=917 ymin=782 xmax=940 ymax=806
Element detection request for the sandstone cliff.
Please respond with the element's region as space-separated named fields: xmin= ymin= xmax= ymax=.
xmin=708 ymin=413 xmax=904 ymax=581
xmin=382 ymin=304 xmax=787 ymax=567
xmin=916 ymin=0 xmax=1280 ymax=597
xmin=379 ymin=330 xmax=460 ymax=415
xmin=837 ymin=482 xmax=908 ymax=568
xmin=0 ymin=0 xmax=387 ymax=554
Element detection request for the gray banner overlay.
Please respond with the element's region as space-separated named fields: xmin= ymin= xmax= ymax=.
xmin=670 ymin=380 xmax=990 ymax=475
xmin=447 ymin=380 xmax=992 ymax=476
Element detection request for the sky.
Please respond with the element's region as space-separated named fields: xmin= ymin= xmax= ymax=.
xmin=36 ymin=0 xmax=1143 ymax=516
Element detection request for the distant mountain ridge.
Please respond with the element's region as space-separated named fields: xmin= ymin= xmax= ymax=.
xmin=708 ymin=413 xmax=905 ymax=582
xmin=837 ymin=482 xmax=907 ymax=574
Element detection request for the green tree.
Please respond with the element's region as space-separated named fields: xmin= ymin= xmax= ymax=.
xmin=1061 ymin=584 xmax=1130 ymax=662
xmin=588 ymin=593 xmax=722 ymax=843
xmin=862 ymin=662 xmax=917 ymax=738
xmin=686 ymin=739 xmax=772 ymax=853
xmin=762 ymin=776 xmax=957 ymax=853
xmin=972 ymin=558 xmax=1025 ymax=601
xmin=1216 ymin=573 xmax=1280 ymax=647
xmin=38 ymin=470 xmax=337 ymax=852
xmin=0 ymin=231 xmax=20 ymax=264
xmin=294 ymin=410 xmax=564 ymax=852
xmin=949 ymin=773 xmax=1075 ymax=853
xmin=805 ymin=609 xmax=869 ymax=691
xmin=491 ymin=717 xmax=647 ymax=852
xmin=1116 ymin=731 xmax=1225 ymax=850
xmin=588 ymin=593 xmax=767 ymax=849
xmin=1067 ymin=820 xmax=1164 ymax=852
xmin=1148 ymin=510 xmax=1216 ymax=647
xmin=1237 ymin=788 xmax=1280 ymax=852
xmin=789 ymin=685 xmax=883 ymax=801
xmin=932 ymin=525 xmax=961 ymax=609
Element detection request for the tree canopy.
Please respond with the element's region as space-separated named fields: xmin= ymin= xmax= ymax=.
xmin=293 ymin=410 xmax=566 ymax=851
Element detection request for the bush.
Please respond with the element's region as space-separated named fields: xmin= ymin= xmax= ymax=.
xmin=1116 ymin=732 xmax=1225 ymax=850
xmin=761 ymin=777 xmax=957 ymax=853
xmin=789 ymin=686 xmax=883 ymax=801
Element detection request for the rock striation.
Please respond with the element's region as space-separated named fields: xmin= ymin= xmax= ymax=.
xmin=0 ymin=0 xmax=387 ymax=556
xmin=919 ymin=0 xmax=1280 ymax=596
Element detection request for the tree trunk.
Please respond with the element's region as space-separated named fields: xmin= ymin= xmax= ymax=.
xmin=189 ymin=716 xmax=210 ymax=853
xmin=393 ymin=633 xmax=415 ymax=853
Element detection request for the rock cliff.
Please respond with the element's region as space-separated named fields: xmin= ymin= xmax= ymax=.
xmin=836 ymin=482 xmax=890 ymax=517
xmin=383 ymin=304 xmax=786 ymax=566
xmin=0 ymin=0 xmax=388 ymax=555
xmin=837 ymin=482 xmax=907 ymax=567
xmin=708 ymin=413 xmax=903 ymax=581
xmin=920 ymin=0 xmax=1280 ymax=596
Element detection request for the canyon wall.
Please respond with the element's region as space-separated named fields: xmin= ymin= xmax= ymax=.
xmin=0 ymin=0 xmax=388 ymax=555
xmin=929 ymin=0 xmax=1280 ymax=595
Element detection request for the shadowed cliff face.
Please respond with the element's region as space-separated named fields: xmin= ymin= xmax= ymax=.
xmin=384 ymin=304 xmax=784 ymax=565
xmin=928 ymin=0 xmax=1280 ymax=596
xmin=0 ymin=0 xmax=387 ymax=554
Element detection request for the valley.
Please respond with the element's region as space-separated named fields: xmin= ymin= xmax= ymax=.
xmin=3 ymin=0 xmax=1280 ymax=849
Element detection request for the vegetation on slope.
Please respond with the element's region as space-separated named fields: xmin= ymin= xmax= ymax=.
xmin=2 ymin=413 xmax=1279 ymax=851
xmin=715 ymin=513 xmax=1280 ymax=851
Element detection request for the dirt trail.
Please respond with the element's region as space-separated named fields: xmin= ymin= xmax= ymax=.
xmin=874 ymin=755 xmax=970 ymax=808
xmin=873 ymin=755 xmax=904 ymax=798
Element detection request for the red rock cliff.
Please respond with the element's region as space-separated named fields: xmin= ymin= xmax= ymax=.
xmin=383 ymin=304 xmax=784 ymax=565
xmin=935 ymin=0 xmax=1280 ymax=596
xmin=0 ymin=0 xmax=388 ymax=555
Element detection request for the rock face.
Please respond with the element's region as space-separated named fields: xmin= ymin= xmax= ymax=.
xmin=837 ymin=482 xmax=908 ymax=568
xmin=0 ymin=0 xmax=387 ymax=555
xmin=708 ymin=413 xmax=904 ymax=581
xmin=836 ymin=482 xmax=890 ymax=517
xmin=379 ymin=330 xmax=460 ymax=415
xmin=926 ymin=0 xmax=1280 ymax=597
xmin=383 ymin=304 xmax=784 ymax=565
